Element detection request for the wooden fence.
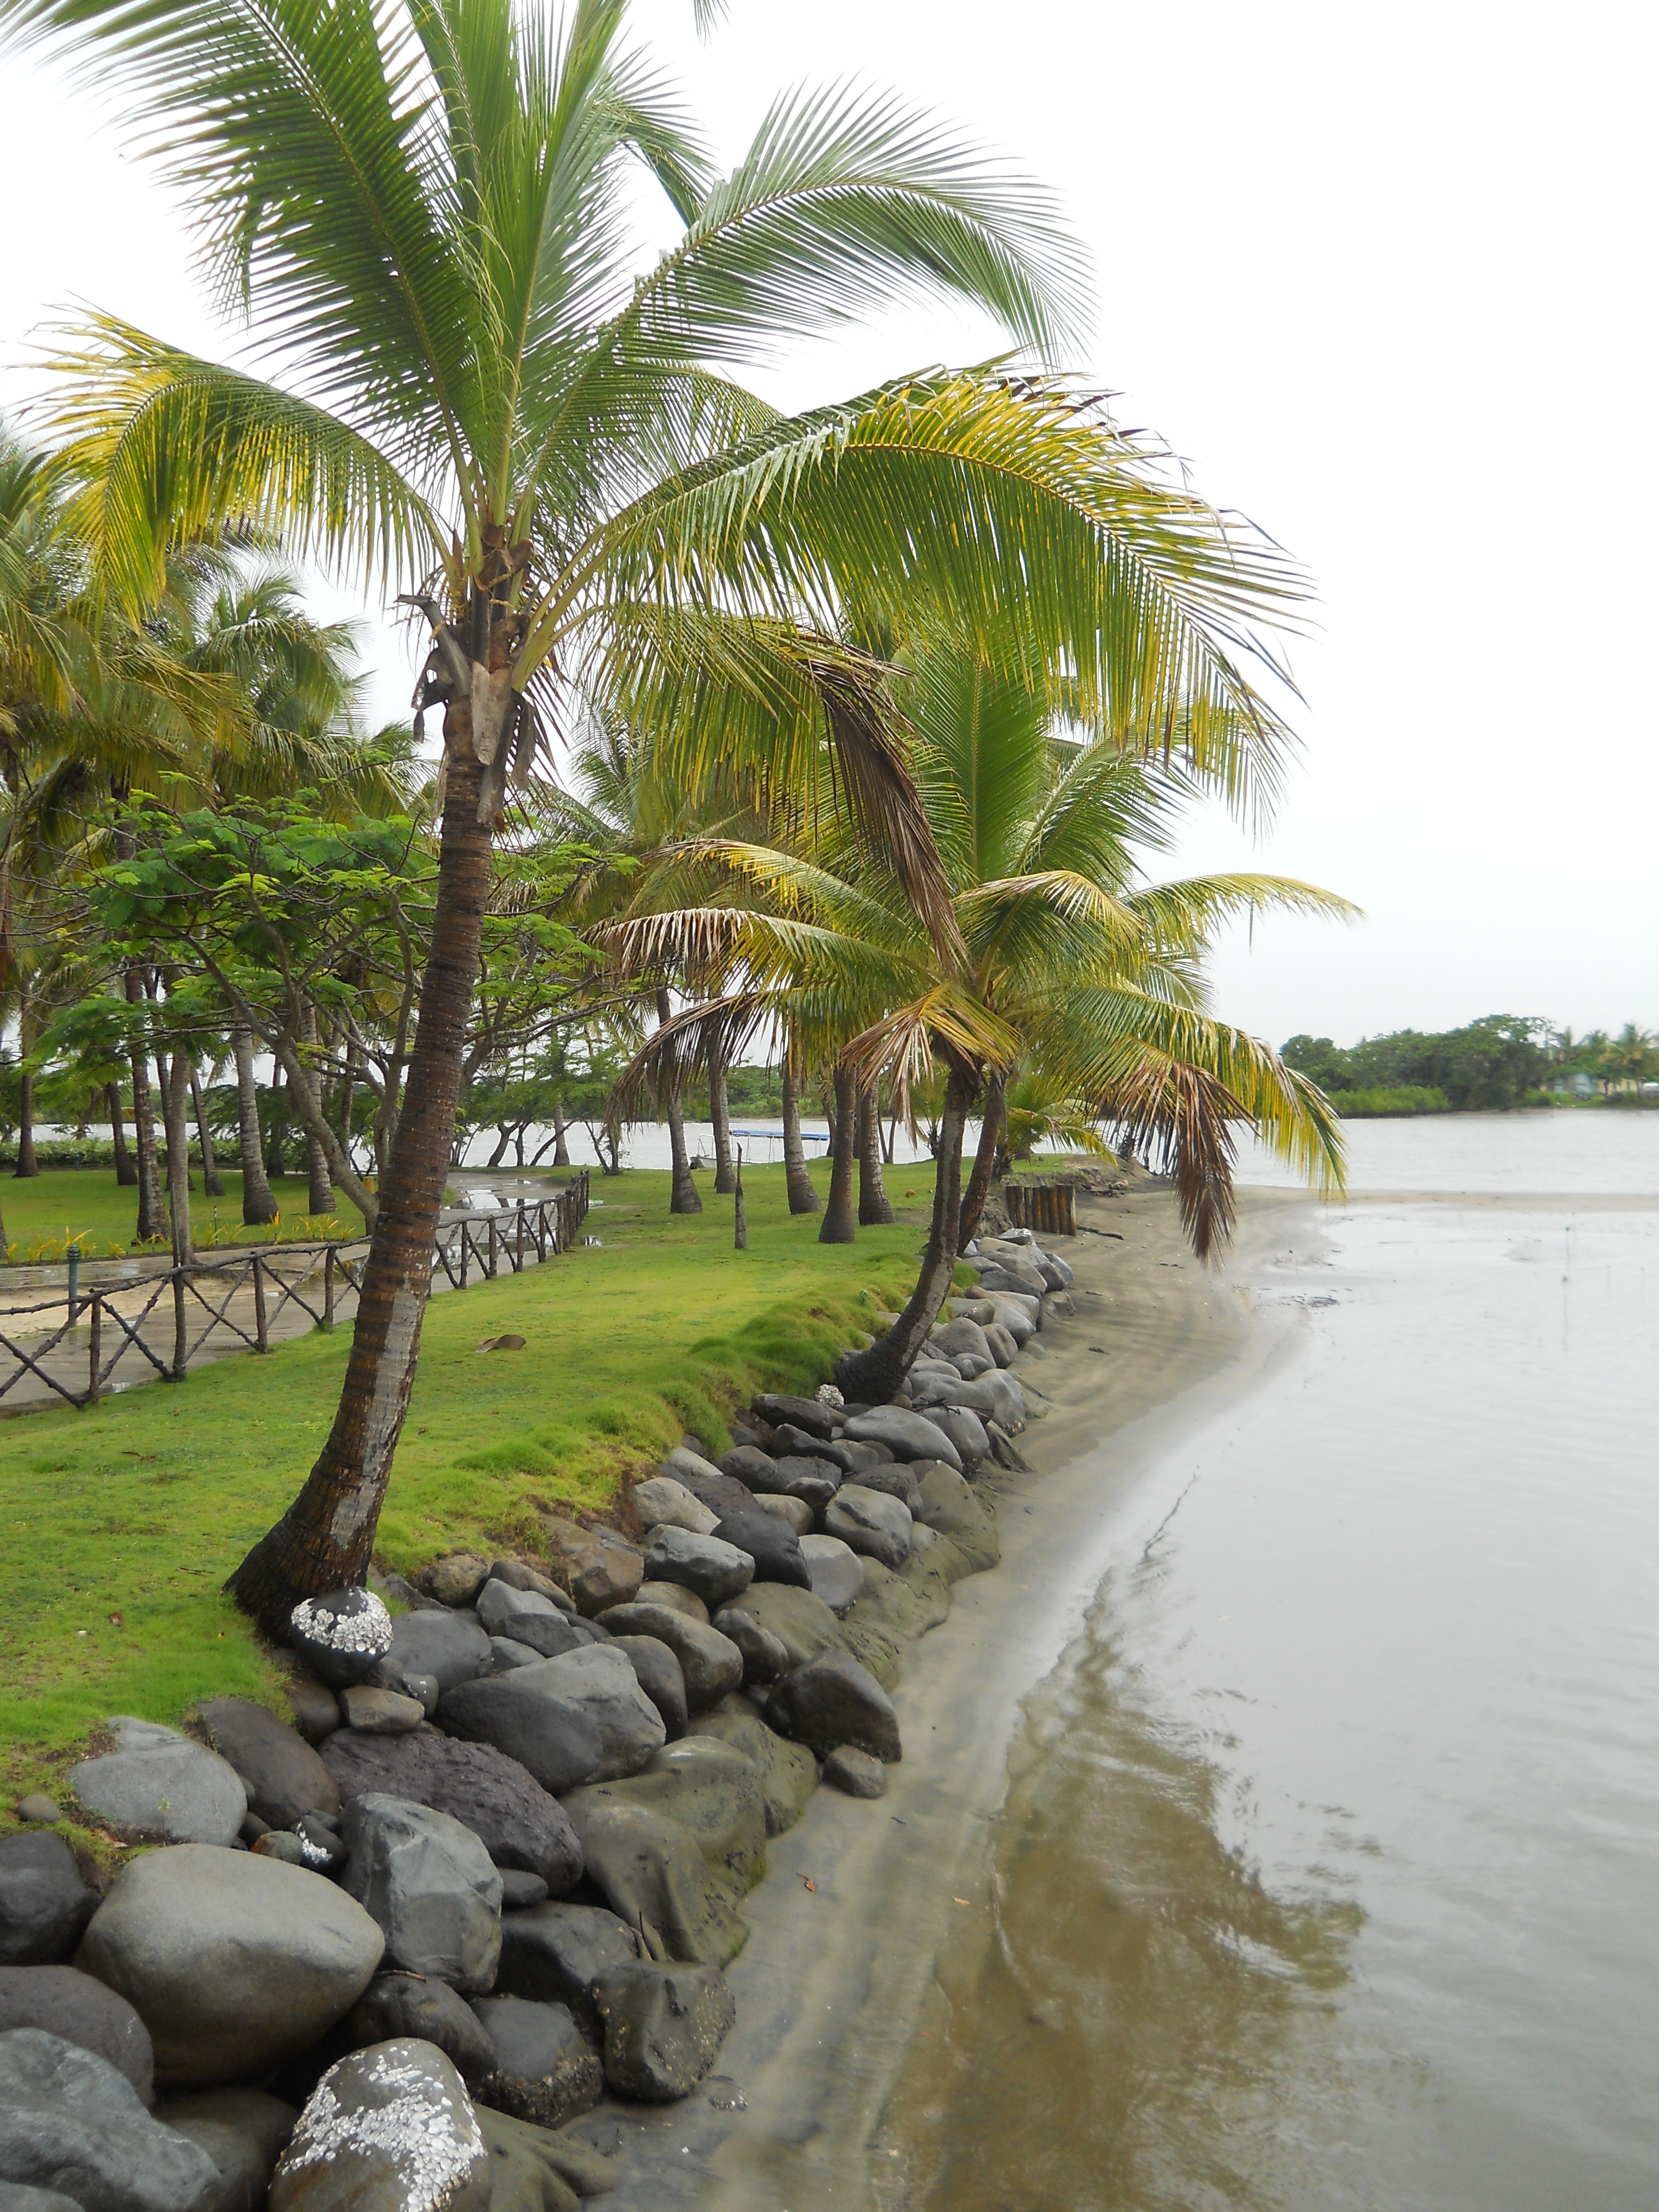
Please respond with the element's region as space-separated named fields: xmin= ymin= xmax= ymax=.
xmin=0 ymin=1173 xmax=589 ymax=1415
xmin=1004 ymin=1179 xmax=1077 ymax=1236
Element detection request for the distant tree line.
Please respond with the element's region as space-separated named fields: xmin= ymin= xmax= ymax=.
xmin=1282 ymin=1017 xmax=1658 ymax=1112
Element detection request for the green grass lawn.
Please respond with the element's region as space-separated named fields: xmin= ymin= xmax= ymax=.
xmin=0 ymin=1166 xmax=368 ymax=1259
xmin=0 ymin=1157 xmax=940 ymax=1817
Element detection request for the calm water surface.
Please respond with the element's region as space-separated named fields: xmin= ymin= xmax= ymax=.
xmin=894 ymin=1123 xmax=1659 ymax=2211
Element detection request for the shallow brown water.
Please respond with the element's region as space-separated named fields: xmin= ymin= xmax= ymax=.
xmin=888 ymin=1193 xmax=1659 ymax=2211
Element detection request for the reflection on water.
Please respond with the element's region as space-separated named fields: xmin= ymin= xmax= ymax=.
xmin=891 ymin=1196 xmax=1659 ymax=2211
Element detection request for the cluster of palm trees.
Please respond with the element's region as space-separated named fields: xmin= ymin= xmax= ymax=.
xmin=0 ymin=0 xmax=1351 ymax=1624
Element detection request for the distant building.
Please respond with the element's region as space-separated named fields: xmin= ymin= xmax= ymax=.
xmin=1548 ymin=1073 xmax=1599 ymax=1097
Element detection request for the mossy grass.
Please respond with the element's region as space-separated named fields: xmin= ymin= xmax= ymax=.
xmin=0 ymin=1157 xmax=940 ymax=1830
xmin=0 ymin=1167 xmax=368 ymax=1260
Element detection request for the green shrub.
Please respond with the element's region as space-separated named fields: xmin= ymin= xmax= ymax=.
xmin=1334 ymin=1086 xmax=1449 ymax=1117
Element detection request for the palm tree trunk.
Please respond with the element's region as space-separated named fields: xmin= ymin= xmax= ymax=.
xmin=836 ymin=1063 xmax=973 ymax=1402
xmin=190 ymin=1067 xmax=225 ymax=1198
xmin=228 ymin=748 xmax=493 ymax=1630
xmin=818 ymin=1063 xmax=858 ymax=1243
xmin=857 ymin=1079 xmax=894 ymax=1224
xmin=551 ymin=1095 xmax=571 ymax=1167
xmin=233 ymin=1029 xmax=278 ymax=1225
xmin=161 ymin=1050 xmax=194 ymax=1264
xmin=709 ymin=1045 xmax=737 ymax=1194
xmin=957 ymin=1070 xmax=1005 ymax=1249
xmin=108 ymin=1082 xmax=137 ymax=1188
xmin=127 ymin=1025 xmax=165 ymax=1244
xmin=299 ymin=1001 xmax=334 ymax=1218
xmin=659 ymin=988 xmax=702 ymax=1215
xmin=781 ymin=1058 xmax=820 ymax=1214
xmin=13 ymin=1067 xmax=37 ymax=1178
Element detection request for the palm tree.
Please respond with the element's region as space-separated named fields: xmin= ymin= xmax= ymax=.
xmin=611 ymin=643 xmax=1352 ymax=1399
xmin=8 ymin=0 xmax=1311 ymax=1621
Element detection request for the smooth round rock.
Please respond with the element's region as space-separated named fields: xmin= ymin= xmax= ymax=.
xmin=340 ymin=1975 xmax=495 ymax=2089
xmin=197 ymin=1699 xmax=341 ymax=1830
xmin=712 ymin=1510 xmax=811 ymax=1589
xmin=632 ymin=1580 xmax=709 ymax=1624
xmin=750 ymin=1493 xmax=815 ymax=1536
xmin=799 ymin=1535 xmax=864 ymax=1615
xmin=710 ymin=1608 xmax=791 ymax=1686
xmin=152 ymin=2088 xmax=297 ymax=2212
xmin=75 ymin=1846 xmax=384 ymax=2090
xmin=604 ymin=1636 xmax=688 ymax=1740
xmin=588 ymin=1606 xmax=742 ymax=1714
xmin=823 ymin=1484 xmax=915 ymax=1572
xmin=639 ymin=1528 xmax=753 ymax=1611
xmin=0 ymin=1838 xmax=97 ymax=1969
xmin=839 ymin=1407 xmax=961 ymax=1468
xmin=383 ymin=1613 xmax=493 ymax=1697
xmin=0 ymin=1966 xmax=153 ymax=2104
xmin=69 ymin=1721 xmax=247 ymax=1847
xmin=340 ymin=1687 xmax=426 ymax=1735
xmin=340 ymin=1797 xmax=502 ymax=1995
xmin=823 ymin=1745 xmax=886 ymax=1798
xmin=439 ymin=1646 xmax=663 ymax=1791
xmin=288 ymin=1591 xmax=393 ymax=1690
xmin=765 ymin=1648 xmax=902 ymax=1764
xmin=0 ymin=2029 xmax=219 ymax=2212
xmin=629 ymin=1478 xmax=719 ymax=1537
xmin=323 ymin=1733 xmax=583 ymax=1894
xmin=11 ymin=1801 xmax=59 ymax=1828
xmin=269 ymin=2038 xmax=491 ymax=2210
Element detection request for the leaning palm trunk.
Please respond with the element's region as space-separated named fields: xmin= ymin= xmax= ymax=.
xmin=233 ymin=1027 xmax=276 ymax=1224
xmin=818 ymin=1065 xmax=858 ymax=1243
xmin=228 ymin=752 xmax=493 ymax=1630
xmin=127 ymin=1041 xmax=165 ymax=1241
xmin=658 ymin=988 xmax=702 ymax=1215
xmin=190 ymin=1067 xmax=225 ymax=1198
xmin=108 ymin=1082 xmax=136 ymax=1187
xmin=957 ymin=1070 xmax=1005 ymax=1249
xmin=160 ymin=1051 xmax=194 ymax=1263
xmin=856 ymin=1079 xmax=894 ymax=1224
xmin=299 ymin=1003 xmax=333 ymax=1218
xmin=13 ymin=1071 xmax=36 ymax=1179
xmin=781 ymin=1060 xmax=820 ymax=1214
xmin=836 ymin=1064 xmax=973 ymax=1401
xmin=709 ymin=1048 xmax=736 ymax=1195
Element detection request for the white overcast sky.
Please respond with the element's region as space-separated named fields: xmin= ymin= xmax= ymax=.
xmin=2 ymin=0 xmax=1654 ymax=1046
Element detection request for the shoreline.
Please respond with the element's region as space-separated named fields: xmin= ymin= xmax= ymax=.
xmin=598 ymin=1182 xmax=1326 ymax=2210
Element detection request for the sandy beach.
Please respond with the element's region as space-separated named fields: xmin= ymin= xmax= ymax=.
xmin=592 ymin=1181 xmax=1324 ymax=2210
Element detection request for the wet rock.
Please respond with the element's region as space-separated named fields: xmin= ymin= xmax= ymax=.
xmin=288 ymin=1590 xmax=394 ymax=1690
xmin=729 ymin=1583 xmax=846 ymax=1672
xmin=281 ymin=1673 xmax=342 ymax=1746
xmin=751 ymin=1493 xmax=815 ymax=1537
xmin=629 ymin=1478 xmax=719 ymax=1537
xmin=562 ymin=1801 xmax=747 ymax=1965
xmin=768 ymin=1455 xmax=842 ymax=1510
xmin=439 ymin=1646 xmax=663 ymax=1791
xmin=469 ymin=1999 xmax=602 ymax=2129
xmin=570 ymin=1740 xmax=766 ymax=1906
xmin=912 ymin=1465 xmax=999 ymax=1572
xmin=926 ymin=1404 xmax=990 ymax=1467
xmin=269 ymin=2038 xmax=491 ymax=2210
xmin=765 ymin=1650 xmax=901 ymax=1764
xmin=0 ymin=1967 xmax=153 ymax=2104
xmin=0 ymin=2182 xmax=81 ymax=2209
xmin=69 ymin=1719 xmax=247 ymax=1846
xmin=341 ymin=1687 xmax=427 ymax=1734
xmin=840 ymin=1408 xmax=961 ymax=1468
xmin=0 ymin=2028 xmax=219 ymax=2211
xmin=712 ymin=1510 xmax=811 ymax=1590
xmin=494 ymin=1906 xmax=641 ymax=2037
xmin=604 ymin=1637 xmax=688 ymax=1740
xmin=500 ymin=1870 xmax=550 ymax=1911
xmin=324 ymin=1731 xmax=584 ymax=1893
xmin=340 ymin=1976 xmax=495 ymax=2089
xmin=685 ymin=1704 xmax=818 ymax=1835
xmin=488 ymin=1563 xmax=575 ymax=1611
xmin=478 ymin=1581 xmax=564 ymax=1638
xmin=0 ymin=1839 xmax=97 ymax=1969
xmin=591 ymin=1962 xmax=735 ymax=2103
xmin=639 ymin=1527 xmax=753 ymax=1611
xmin=632 ymin=1580 xmax=709 ymax=1623
xmin=567 ymin=1544 xmax=643 ymax=1620
xmin=709 ymin=1608 xmax=790 ymax=1687
xmin=982 ymin=1320 xmax=1019 ymax=1365
xmin=152 ymin=2088 xmax=296 ymax=2212
xmin=588 ymin=1606 xmax=741 ymax=1714
xmin=714 ymin=1446 xmax=780 ymax=1493
xmin=825 ymin=1485 xmax=914 ymax=1570
xmin=341 ymin=1797 xmax=502 ymax=1995
xmin=75 ymin=1845 xmax=384 ymax=2090
xmin=196 ymin=1699 xmax=341 ymax=1830
xmin=424 ymin=1555 xmax=491 ymax=1608
xmin=750 ymin=1394 xmax=837 ymax=1439
xmin=840 ymin=1460 xmax=921 ymax=1512
xmin=848 ymin=1553 xmax=952 ymax=1640
xmin=475 ymin=2105 xmax=608 ymax=2209
xmin=823 ymin=1746 xmax=886 ymax=1798
xmin=385 ymin=1613 xmax=494 ymax=1697
xmin=799 ymin=1535 xmax=864 ymax=1614
xmin=493 ymin=1636 xmax=544 ymax=1672
xmin=494 ymin=1611 xmax=607 ymax=1661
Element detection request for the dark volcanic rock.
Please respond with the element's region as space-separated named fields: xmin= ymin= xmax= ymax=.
xmin=0 ymin=1837 xmax=97 ymax=1969
xmin=823 ymin=1745 xmax=886 ymax=1798
xmin=197 ymin=1698 xmax=341 ymax=1829
xmin=639 ymin=1527 xmax=754 ymax=1611
xmin=561 ymin=1801 xmax=747 ymax=1966
xmin=712 ymin=1510 xmax=811 ymax=1590
xmin=494 ymin=1904 xmax=641 ymax=2037
xmin=751 ymin=1393 xmax=837 ymax=1439
xmin=438 ymin=1647 xmax=663 ymax=1792
xmin=340 ymin=1796 xmax=502 ymax=1995
xmin=383 ymin=1610 xmax=494 ymax=1696
xmin=150 ymin=2087 xmax=297 ymax=2212
xmin=710 ymin=1607 xmax=791 ymax=1686
xmin=341 ymin=1973 xmax=497 ymax=2088
xmin=322 ymin=1730 xmax=584 ymax=1893
xmin=475 ymin=2104 xmax=611 ymax=2209
xmin=586 ymin=1606 xmax=741 ymax=1714
xmin=667 ymin=1464 xmax=759 ymax=1525
xmin=765 ymin=1648 xmax=902 ymax=1764
xmin=591 ymin=1961 xmax=735 ymax=2103
xmin=0 ymin=1967 xmax=153 ymax=2105
xmin=469 ymin=1997 xmax=603 ymax=2130
xmin=287 ymin=1588 xmax=393 ymax=1689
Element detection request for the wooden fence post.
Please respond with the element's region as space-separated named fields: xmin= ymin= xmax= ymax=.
xmin=252 ymin=1253 xmax=269 ymax=1354
xmin=323 ymin=1245 xmax=335 ymax=1332
xmin=171 ymin=1270 xmax=187 ymax=1380
xmin=487 ymin=1215 xmax=498 ymax=1279
xmin=87 ymin=1296 xmax=101 ymax=1406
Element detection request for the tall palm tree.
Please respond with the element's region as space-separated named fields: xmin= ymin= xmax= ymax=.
xmin=3 ymin=0 xmax=1316 ymax=1622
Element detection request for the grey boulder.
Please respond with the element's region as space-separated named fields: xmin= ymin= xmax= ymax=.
xmin=473 ymin=2106 xmax=612 ymax=2209
xmin=269 ymin=2039 xmax=491 ymax=2210
xmin=824 ymin=1484 xmax=914 ymax=1571
xmin=385 ymin=1611 xmax=494 ymax=1695
xmin=711 ymin=1510 xmax=811 ymax=1590
xmin=765 ymin=1649 xmax=902 ymax=1764
xmin=69 ymin=1719 xmax=247 ymax=1846
xmin=639 ymin=1528 xmax=753 ymax=1611
xmin=196 ymin=1699 xmax=341 ymax=1830
xmin=0 ymin=2029 xmax=218 ymax=2212
xmin=587 ymin=1606 xmax=741 ymax=1714
xmin=0 ymin=1967 xmax=152 ymax=2104
xmin=469 ymin=1997 xmax=602 ymax=2130
xmin=492 ymin=1637 xmax=545 ymax=1672
xmin=603 ymin=1637 xmax=687 ymax=1740
xmin=75 ymin=1846 xmax=383 ymax=2090
xmin=768 ymin=1455 xmax=842 ymax=1509
xmin=287 ymin=1589 xmax=393 ymax=1691
xmin=982 ymin=1320 xmax=1019 ymax=1365
xmin=840 ymin=1407 xmax=961 ymax=1468
xmin=0 ymin=2185 xmax=82 ymax=2210
xmin=591 ymin=1962 xmax=735 ymax=2103
xmin=340 ymin=1975 xmax=495 ymax=2090
xmin=494 ymin=1905 xmax=641 ymax=2036
xmin=629 ymin=1478 xmax=719 ymax=1537
xmin=750 ymin=1493 xmax=814 ymax=1536
xmin=798 ymin=1535 xmax=864 ymax=1615
xmin=750 ymin=1393 xmax=837 ymax=1438
xmin=923 ymin=1404 xmax=990 ymax=1468
xmin=341 ymin=1686 xmax=427 ymax=1733
xmin=633 ymin=1580 xmax=708 ymax=1623
xmin=439 ymin=1646 xmax=663 ymax=1791
xmin=709 ymin=1608 xmax=791 ymax=1686
xmin=477 ymin=1581 xmax=561 ymax=1640
xmin=0 ymin=1839 xmax=96 ymax=1969
xmin=424 ymin=1554 xmax=491 ymax=1608
xmin=342 ymin=1797 xmax=502 ymax=1995
xmin=324 ymin=1731 xmax=583 ymax=1893
xmin=823 ymin=1745 xmax=886 ymax=1798
xmin=152 ymin=2088 xmax=296 ymax=2212
xmin=713 ymin=1446 xmax=780 ymax=1493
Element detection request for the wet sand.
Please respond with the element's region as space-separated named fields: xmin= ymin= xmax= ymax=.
xmin=602 ymin=1182 xmax=1321 ymax=2210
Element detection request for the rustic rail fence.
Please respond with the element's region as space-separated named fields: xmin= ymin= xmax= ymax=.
xmin=1004 ymin=1179 xmax=1078 ymax=1236
xmin=0 ymin=1173 xmax=589 ymax=1415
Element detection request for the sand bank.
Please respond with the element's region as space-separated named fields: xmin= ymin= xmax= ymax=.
xmin=597 ymin=1183 xmax=1324 ymax=2210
